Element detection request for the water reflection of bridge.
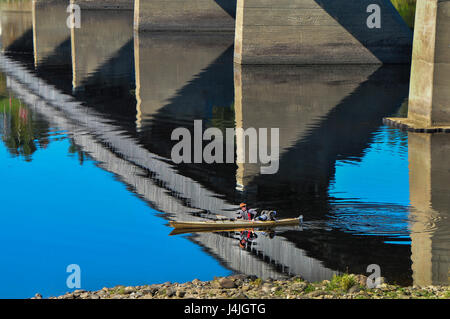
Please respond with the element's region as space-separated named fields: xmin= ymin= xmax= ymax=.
xmin=1 ymin=1 xmax=449 ymax=285
xmin=1 ymin=54 xmax=341 ymax=281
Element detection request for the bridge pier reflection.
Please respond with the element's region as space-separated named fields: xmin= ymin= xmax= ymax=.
xmin=0 ymin=0 xmax=32 ymax=53
xmin=233 ymin=64 xmax=402 ymax=196
xmin=134 ymin=32 xmax=233 ymax=130
xmin=70 ymin=8 xmax=133 ymax=91
xmin=32 ymin=1 xmax=70 ymax=67
xmin=409 ymin=132 xmax=450 ymax=286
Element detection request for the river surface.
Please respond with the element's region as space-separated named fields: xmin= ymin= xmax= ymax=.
xmin=1 ymin=2 xmax=449 ymax=299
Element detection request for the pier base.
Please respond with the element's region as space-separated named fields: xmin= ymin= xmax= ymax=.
xmin=385 ymin=0 xmax=450 ymax=131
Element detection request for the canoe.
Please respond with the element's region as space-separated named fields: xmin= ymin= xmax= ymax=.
xmin=169 ymin=227 xmax=293 ymax=236
xmin=169 ymin=216 xmax=302 ymax=230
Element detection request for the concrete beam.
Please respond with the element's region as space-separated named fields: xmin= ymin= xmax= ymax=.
xmin=70 ymin=0 xmax=133 ymax=10
xmin=385 ymin=0 xmax=450 ymax=131
xmin=235 ymin=0 xmax=413 ymax=64
xmin=134 ymin=0 xmax=236 ymax=31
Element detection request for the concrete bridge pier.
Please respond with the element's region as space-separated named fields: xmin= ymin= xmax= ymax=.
xmin=234 ymin=0 xmax=412 ymax=64
xmin=385 ymin=0 xmax=450 ymax=131
xmin=134 ymin=0 xmax=236 ymax=31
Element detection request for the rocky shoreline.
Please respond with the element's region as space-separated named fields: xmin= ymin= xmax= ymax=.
xmin=35 ymin=274 xmax=450 ymax=300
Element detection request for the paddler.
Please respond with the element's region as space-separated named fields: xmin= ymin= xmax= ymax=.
xmin=235 ymin=203 xmax=257 ymax=220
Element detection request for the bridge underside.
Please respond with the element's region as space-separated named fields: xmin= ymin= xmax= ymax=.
xmin=134 ymin=0 xmax=413 ymax=64
xmin=235 ymin=0 xmax=413 ymax=64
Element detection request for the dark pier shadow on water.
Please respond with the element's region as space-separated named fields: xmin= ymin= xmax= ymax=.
xmin=3 ymin=28 xmax=33 ymax=55
xmin=133 ymin=33 xmax=236 ymax=198
xmin=33 ymin=38 xmax=74 ymax=94
xmin=139 ymin=46 xmax=237 ymax=197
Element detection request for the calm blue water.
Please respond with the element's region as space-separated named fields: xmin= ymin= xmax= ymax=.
xmin=0 ymin=124 xmax=231 ymax=298
xmin=329 ymin=127 xmax=411 ymax=242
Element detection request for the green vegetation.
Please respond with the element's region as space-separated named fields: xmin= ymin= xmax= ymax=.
xmin=250 ymin=278 xmax=263 ymax=287
xmin=112 ymin=286 xmax=126 ymax=295
xmin=208 ymin=103 xmax=235 ymax=132
xmin=0 ymin=75 xmax=50 ymax=161
xmin=391 ymin=0 xmax=416 ymax=28
xmin=303 ymin=284 xmax=315 ymax=294
xmin=0 ymin=73 xmax=91 ymax=162
xmin=326 ymin=274 xmax=358 ymax=292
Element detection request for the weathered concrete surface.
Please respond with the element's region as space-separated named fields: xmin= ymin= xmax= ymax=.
xmin=235 ymin=0 xmax=413 ymax=64
xmin=409 ymin=132 xmax=450 ymax=286
xmin=134 ymin=0 xmax=236 ymax=31
xmin=71 ymin=9 xmax=133 ymax=89
xmin=408 ymin=0 xmax=450 ymax=125
xmin=385 ymin=0 xmax=450 ymax=130
xmin=70 ymin=0 xmax=133 ymax=10
xmin=32 ymin=1 xmax=70 ymax=66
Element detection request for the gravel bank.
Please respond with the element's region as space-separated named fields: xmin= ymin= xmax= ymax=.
xmin=34 ymin=274 xmax=450 ymax=300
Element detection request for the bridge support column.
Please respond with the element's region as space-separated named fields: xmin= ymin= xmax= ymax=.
xmin=384 ymin=0 xmax=450 ymax=131
xmin=234 ymin=0 xmax=412 ymax=64
xmin=134 ymin=0 xmax=236 ymax=32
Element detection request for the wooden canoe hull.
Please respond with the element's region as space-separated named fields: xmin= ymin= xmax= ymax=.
xmin=169 ymin=217 xmax=300 ymax=230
